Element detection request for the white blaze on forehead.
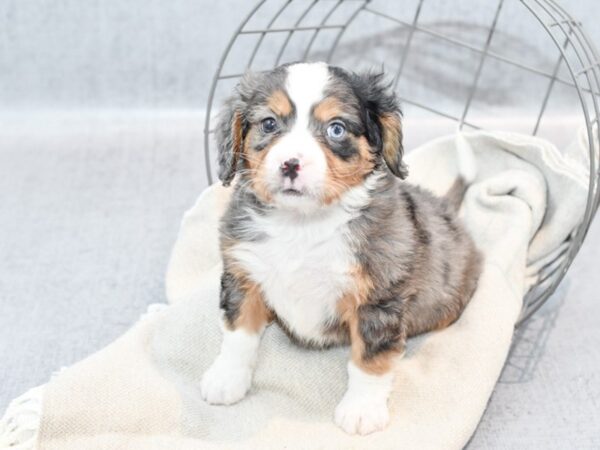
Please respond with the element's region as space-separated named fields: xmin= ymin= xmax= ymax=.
xmin=285 ymin=62 xmax=330 ymax=125
xmin=263 ymin=62 xmax=330 ymax=205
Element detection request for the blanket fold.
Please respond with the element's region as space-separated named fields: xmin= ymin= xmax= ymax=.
xmin=1 ymin=129 xmax=589 ymax=450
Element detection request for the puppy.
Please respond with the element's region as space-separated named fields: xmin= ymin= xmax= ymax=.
xmin=201 ymin=62 xmax=482 ymax=435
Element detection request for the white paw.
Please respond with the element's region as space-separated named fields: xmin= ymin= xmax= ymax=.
xmin=200 ymin=360 xmax=252 ymax=405
xmin=334 ymin=392 xmax=390 ymax=435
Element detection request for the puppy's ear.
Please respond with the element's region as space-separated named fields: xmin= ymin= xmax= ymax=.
xmin=379 ymin=111 xmax=408 ymax=179
xmin=356 ymin=72 xmax=408 ymax=179
xmin=216 ymin=71 xmax=265 ymax=186
xmin=216 ymin=97 xmax=245 ymax=186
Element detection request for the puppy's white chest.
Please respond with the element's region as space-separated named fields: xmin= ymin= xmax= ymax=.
xmin=231 ymin=212 xmax=355 ymax=345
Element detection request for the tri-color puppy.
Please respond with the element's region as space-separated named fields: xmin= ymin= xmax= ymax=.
xmin=201 ymin=62 xmax=482 ymax=435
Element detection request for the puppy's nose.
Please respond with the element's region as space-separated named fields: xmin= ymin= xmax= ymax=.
xmin=280 ymin=158 xmax=300 ymax=181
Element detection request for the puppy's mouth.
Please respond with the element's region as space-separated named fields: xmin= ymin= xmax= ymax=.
xmin=281 ymin=188 xmax=304 ymax=197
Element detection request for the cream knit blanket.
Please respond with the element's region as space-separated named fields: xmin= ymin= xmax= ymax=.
xmin=0 ymin=130 xmax=589 ymax=450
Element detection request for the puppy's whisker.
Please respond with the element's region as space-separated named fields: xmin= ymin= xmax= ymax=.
xmin=241 ymin=154 xmax=268 ymax=166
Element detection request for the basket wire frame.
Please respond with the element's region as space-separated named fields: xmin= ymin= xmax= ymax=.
xmin=203 ymin=0 xmax=600 ymax=326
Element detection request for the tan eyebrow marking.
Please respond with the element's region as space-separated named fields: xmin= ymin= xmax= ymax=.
xmin=313 ymin=96 xmax=345 ymax=122
xmin=267 ymin=90 xmax=293 ymax=117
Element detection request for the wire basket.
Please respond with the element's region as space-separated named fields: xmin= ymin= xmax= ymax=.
xmin=203 ymin=0 xmax=600 ymax=326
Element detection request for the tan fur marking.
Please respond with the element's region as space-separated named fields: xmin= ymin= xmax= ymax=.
xmin=223 ymin=256 xmax=273 ymax=333
xmin=234 ymin=281 xmax=273 ymax=332
xmin=433 ymin=314 xmax=457 ymax=331
xmin=267 ymin=90 xmax=293 ymax=117
xmin=313 ymin=97 xmax=345 ymax=122
xmin=321 ymin=136 xmax=375 ymax=205
xmin=242 ymin=127 xmax=274 ymax=203
xmin=229 ymin=111 xmax=244 ymax=175
xmin=357 ymin=348 xmax=396 ymax=374
xmin=337 ymin=267 xmax=396 ymax=375
xmin=351 ymin=265 xmax=375 ymax=303
xmin=380 ymin=112 xmax=402 ymax=170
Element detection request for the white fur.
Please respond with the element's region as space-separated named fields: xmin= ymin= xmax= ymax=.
xmin=285 ymin=62 xmax=330 ymax=126
xmin=201 ymin=326 xmax=263 ymax=405
xmin=334 ymin=361 xmax=394 ymax=435
xmin=231 ymin=208 xmax=352 ymax=345
xmin=230 ymin=178 xmax=377 ymax=346
xmin=264 ymin=63 xmax=331 ymax=207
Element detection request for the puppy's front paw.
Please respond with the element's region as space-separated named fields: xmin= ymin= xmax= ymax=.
xmin=200 ymin=360 xmax=252 ymax=405
xmin=334 ymin=392 xmax=390 ymax=435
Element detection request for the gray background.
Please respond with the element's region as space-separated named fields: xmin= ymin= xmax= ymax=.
xmin=1 ymin=0 xmax=599 ymax=448
xmin=1 ymin=0 xmax=599 ymax=109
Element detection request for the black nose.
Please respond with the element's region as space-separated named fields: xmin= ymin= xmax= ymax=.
xmin=281 ymin=158 xmax=300 ymax=181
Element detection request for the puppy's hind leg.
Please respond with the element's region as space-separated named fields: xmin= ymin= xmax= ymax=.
xmin=201 ymin=269 xmax=272 ymax=405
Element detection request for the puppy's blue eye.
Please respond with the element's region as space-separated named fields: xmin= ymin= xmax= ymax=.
xmin=327 ymin=122 xmax=346 ymax=140
xmin=261 ymin=117 xmax=278 ymax=134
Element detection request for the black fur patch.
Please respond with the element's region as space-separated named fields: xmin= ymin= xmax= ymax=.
xmin=317 ymin=134 xmax=360 ymax=161
xmin=442 ymin=212 xmax=458 ymax=233
xmin=221 ymin=189 xmax=270 ymax=242
xmin=402 ymin=190 xmax=417 ymax=223
xmin=357 ymin=297 xmax=404 ymax=360
xmin=443 ymin=261 xmax=451 ymax=285
xmin=401 ymin=190 xmax=431 ymax=245
xmin=219 ymin=271 xmax=245 ymax=326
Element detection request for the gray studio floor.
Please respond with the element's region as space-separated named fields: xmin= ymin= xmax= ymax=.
xmin=1 ymin=114 xmax=599 ymax=448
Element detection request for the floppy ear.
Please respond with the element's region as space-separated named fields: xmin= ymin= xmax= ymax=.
xmin=379 ymin=111 xmax=408 ymax=179
xmin=216 ymin=97 xmax=245 ymax=186
xmin=355 ymin=72 xmax=408 ymax=179
xmin=216 ymin=71 xmax=267 ymax=186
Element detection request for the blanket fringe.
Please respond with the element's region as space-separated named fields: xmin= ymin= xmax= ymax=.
xmin=0 ymin=385 xmax=44 ymax=449
xmin=0 ymin=303 xmax=168 ymax=449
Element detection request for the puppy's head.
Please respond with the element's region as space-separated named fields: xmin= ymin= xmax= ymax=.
xmin=216 ymin=62 xmax=407 ymax=211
